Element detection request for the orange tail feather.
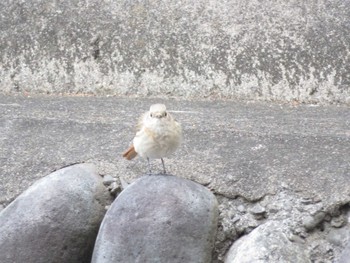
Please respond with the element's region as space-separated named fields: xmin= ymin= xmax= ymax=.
xmin=122 ymin=145 xmax=137 ymax=160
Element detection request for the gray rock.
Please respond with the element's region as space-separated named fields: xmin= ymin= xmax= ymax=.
xmin=331 ymin=215 xmax=346 ymax=228
xmin=102 ymin=174 xmax=116 ymax=186
xmin=108 ymin=181 xmax=121 ymax=196
xmin=92 ymin=174 xmax=218 ymax=263
xmin=327 ymin=228 xmax=349 ymax=247
xmin=120 ymin=177 xmax=130 ymax=189
xmin=225 ymin=221 xmax=310 ymax=263
xmin=237 ymin=205 xmax=246 ymax=213
xmin=0 ymin=163 xmax=111 ymax=263
xmin=302 ymin=211 xmax=326 ymax=231
xmin=339 ymin=242 xmax=350 ymax=263
xmin=249 ymin=203 xmax=266 ymax=219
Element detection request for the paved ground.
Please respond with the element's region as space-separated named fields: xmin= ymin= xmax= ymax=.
xmin=0 ymin=94 xmax=349 ymax=209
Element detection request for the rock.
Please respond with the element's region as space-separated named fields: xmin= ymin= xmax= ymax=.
xmin=302 ymin=211 xmax=326 ymax=231
xmin=330 ymin=215 xmax=346 ymax=228
xmin=108 ymin=181 xmax=121 ymax=196
xmin=119 ymin=177 xmax=130 ymax=189
xmin=225 ymin=221 xmax=310 ymax=263
xmin=0 ymin=163 xmax=111 ymax=263
xmin=327 ymin=228 xmax=349 ymax=247
xmin=102 ymin=174 xmax=115 ymax=186
xmin=237 ymin=205 xmax=246 ymax=213
xmin=92 ymin=174 xmax=218 ymax=263
xmin=302 ymin=215 xmax=318 ymax=230
xmin=339 ymin=242 xmax=350 ymax=263
xmin=249 ymin=203 xmax=266 ymax=219
xmin=288 ymin=234 xmax=306 ymax=244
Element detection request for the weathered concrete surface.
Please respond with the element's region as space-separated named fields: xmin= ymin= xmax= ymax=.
xmin=0 ymin=163 xmax=112 ymax=263
xmin=0 ymin=0 xmax=349 ymax=104
xmin=92 ymin=175 xmax=218 ymax=263
xmin=0 ymin=95 xmax=349 ymax=262
xmin=0 ymin=95 xmax=349 ymax=206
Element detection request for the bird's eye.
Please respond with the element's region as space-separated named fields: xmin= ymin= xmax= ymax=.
xmin=150 ymin=113 xmax=153 ymax=117
xmin=164 ymin=112 xmax=167 ymax=117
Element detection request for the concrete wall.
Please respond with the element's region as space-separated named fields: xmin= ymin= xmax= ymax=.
xmin=1 ymin=0 xmax=349 ymax=104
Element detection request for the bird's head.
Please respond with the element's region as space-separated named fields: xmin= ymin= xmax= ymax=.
xmin=149 ymin=104 xmax=168 ymax=119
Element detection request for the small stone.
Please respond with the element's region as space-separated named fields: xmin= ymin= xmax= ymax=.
xmin=237 ymin=205 xmax=246 ymax=213
xmin=119 ymin=177 xmax=129 ymax=189
xmin=102 ymin=175 xmax=116 ymax=186
xmin=217 ymin=230 xmax=226 ymax=242
xmin=330 ymin=215 xmax=346 ymax=228
xmin=313 ymin=211 xmax=326 ymax=221
xmin=288 ymin=234 xmax=305 ymax=244
xmin=293 ymin=227 xmax=309 ymax=239
xmin=226 ymin=210 xmax=236 ymax=220
xmin=249 ymin=204 xmax=266 ymax=219
xmin=249 ymin=204 xmax=266 ymax=215
xmin=301 ymin=197 xmax=321 ymax=205
xmin=108 ymin=182 xmax=121 ymax=196
xmin=302 ymin=215 xmax=317 ymax=230
xmin=302 ymin=211 xmax=326 ymax=231
xmin=268 ymin=206 xmax=279 ymax=214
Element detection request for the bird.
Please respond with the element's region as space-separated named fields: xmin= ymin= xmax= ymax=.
xmin=122 ymin=104 xmax=182 ymax=174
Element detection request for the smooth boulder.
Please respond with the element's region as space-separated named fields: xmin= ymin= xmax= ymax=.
xmin=0 ymin=163 xmax=111 ymax=263
xmin=225 ymin=221 xmax=310 ymax=263
xmin=92 ymin=174 xmax=218 ymax=263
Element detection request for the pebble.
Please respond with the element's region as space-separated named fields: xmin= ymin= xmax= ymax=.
xmin=249 ymin=204 xmax=266 ymax=215
xmin=237 ymin=205 xmax=246 ymax=213
xmin=267 ymin=206 xmax=279 ymax=214
xmin=330 ymin=215 xmax=346 ymax=228
xmin=302 ymin=211 xmax=326 ymax=231
xmin=108 ymin=182 xmax=121 ymax=196
xmin=119 ymin=177 xmax=129 ymax=189
xmin=102 ymin=175 xmax=116 ymax=186
xmin=249 ymin=204 xmax=266 ymax=219
xmin=288 ymin=234 xmax=305 ymax=244
xmin=301 ymin=197 xmax=322 ymax=205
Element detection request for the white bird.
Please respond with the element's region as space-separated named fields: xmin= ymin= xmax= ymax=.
xmin=122 ymin=104 xmax=182 ymax=174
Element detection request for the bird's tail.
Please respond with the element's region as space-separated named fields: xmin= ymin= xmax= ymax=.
xmin=122 ymin=145 xmax=137 ymax=160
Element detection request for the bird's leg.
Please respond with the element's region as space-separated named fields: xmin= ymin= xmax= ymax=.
xmin=147 ymin=157 xmax=152 ymax=175
xmin=161 ymin=158 xmax=166 ymax=174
